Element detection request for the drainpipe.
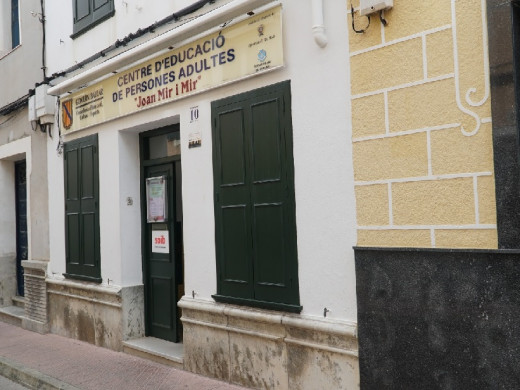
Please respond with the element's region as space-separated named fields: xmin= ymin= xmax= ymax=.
xmin=40 ymin=0 xmax=47 ymax=81
xmin=311 ymin=0 xmax=328 ymax=48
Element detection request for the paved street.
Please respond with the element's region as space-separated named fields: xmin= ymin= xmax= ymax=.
xmin=0 ymin=375 xmax=28 ymax=390
xmin=0 ymin=321 xmax=246 ymax=390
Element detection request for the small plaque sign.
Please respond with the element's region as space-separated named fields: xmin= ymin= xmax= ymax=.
xmin=152 ymin=230 xmax=169 ymax=253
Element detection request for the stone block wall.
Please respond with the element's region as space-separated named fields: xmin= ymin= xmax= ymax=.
xmin=46 ymin=280 xmax=145 ymax=351
xmin=179 ymin=298 xmax=359 ymax=390
xmin=349 ymin=0 xmax=497 ymax=249
xmin=0 ymin=255 xmax=16 ymax=307
xmin=22 ymin=260 xmax=48 ymax=333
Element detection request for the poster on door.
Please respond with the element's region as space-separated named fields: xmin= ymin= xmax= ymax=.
xmin=146 ymin=176 xmax=167 ymax=223
xmin=152 ymin=230 xmax=169 ymax=253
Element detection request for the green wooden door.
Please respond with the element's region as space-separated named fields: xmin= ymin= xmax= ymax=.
xmin=212 ymin=81 xmax=300 ymax=310
xmin=15 ymin=160 xmax=27 ymax=296
xmin=144 ymin=163 xmax=178 ymax=342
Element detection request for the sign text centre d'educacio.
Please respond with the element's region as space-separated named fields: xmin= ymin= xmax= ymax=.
xmin=117 ymin=34 xmax=232 ymax=106
xmin=61 ymin=6 xmax=283 ymax=134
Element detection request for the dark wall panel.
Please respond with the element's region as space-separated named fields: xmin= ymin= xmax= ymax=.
xmin=355 ymin=247 xmax=520 ymax=389
xmin=487 ymin=0 xmax=520 ymax=248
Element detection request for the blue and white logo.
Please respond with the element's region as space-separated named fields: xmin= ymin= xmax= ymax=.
xmin=257 ymin=49 xmax=267 ymax=62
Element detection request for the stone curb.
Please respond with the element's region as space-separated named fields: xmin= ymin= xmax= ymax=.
xmin=0 ymin=356 xmax=81 ymax=390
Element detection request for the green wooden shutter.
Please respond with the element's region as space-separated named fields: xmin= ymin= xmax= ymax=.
xmin=212 ymin=81 xmax=300 ymax=311
xmin=72 ymin=0 xmax=114 ymax=38
xmin=213 ymin=104 xmax=254 ymax=299
xmin=11 ymin=0 xmax=20 ymax=48
xmin=64 ymin=134 xmax=101 ymax=282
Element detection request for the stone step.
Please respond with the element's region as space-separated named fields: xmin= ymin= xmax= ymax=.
xmin=11 ymin=296 xmax=25 ymax=309
xmin=122 ymin=337 xmax=184 ymax=370
xmin=0 ymin=306 xmax=26 ymax=327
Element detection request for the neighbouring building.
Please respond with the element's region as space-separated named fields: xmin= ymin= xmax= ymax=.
xmin=0 ymin=0 xmax=52 ymax=335
xmin=41 ymin=1 xmax=359 ymax=388
xmin=351 ymin=0 xmax=520 ymax=388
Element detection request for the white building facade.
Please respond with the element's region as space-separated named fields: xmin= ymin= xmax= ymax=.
xmin=42 ymin=1 xmax=359 ymax=388
xmin=0 ymin=0 xmax=51 ymax=335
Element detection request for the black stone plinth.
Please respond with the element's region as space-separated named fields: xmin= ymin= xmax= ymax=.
xmin=355 ymin=247 xmax=520 ymax=390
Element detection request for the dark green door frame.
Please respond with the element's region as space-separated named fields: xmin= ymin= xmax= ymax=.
xmin=140 ymin=125 xmax=183 ymax=342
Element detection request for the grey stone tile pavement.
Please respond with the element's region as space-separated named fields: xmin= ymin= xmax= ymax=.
xmin=0 ymin=321 xmax=247 ymax=390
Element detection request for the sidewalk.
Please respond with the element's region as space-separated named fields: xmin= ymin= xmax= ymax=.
xmin=0 ymin=321 xmax=247 ymax=390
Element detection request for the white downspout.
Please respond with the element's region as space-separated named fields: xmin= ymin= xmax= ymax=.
xmin=312 ymin=0 xmax=328 ymax=48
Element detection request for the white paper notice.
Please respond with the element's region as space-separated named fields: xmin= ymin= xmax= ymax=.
xmin=146 ymin=176 xmax=167 ymax=223
xmin=152 ymin=230 xmax=169 ymax=253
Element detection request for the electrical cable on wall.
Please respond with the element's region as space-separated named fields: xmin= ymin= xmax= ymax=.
xmin=351 ymin=1 xmax=391 ymax=33
xmin=40 ymin=0 xmax=48 ymax=81
xmin=0 ymin=114 xmax=16 ymax=128
xmin=380 ymin=10 xmax=388 ymax=26
xmin=45 ymin=0 xmax=218 ymax=87
xmin=0 ymin=95 xmax=29 ymax=116
xmin=351 ymin=2 xmax=370 ymax=34
xmin=56 ymin=98 xmax=63 ymax=155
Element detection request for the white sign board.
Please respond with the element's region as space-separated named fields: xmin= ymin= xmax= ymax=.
xmin=152 ymin=230 xmax=169 ymax=253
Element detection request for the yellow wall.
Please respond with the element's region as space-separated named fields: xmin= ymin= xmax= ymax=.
xmin=349 ymin=0 xmax=497 ymax=249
